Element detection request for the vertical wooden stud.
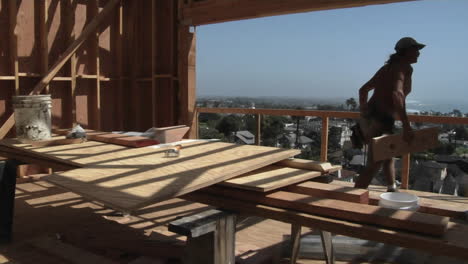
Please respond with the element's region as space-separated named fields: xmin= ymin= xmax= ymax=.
xmin=8 ymin=0 xmax=19 ymax=95
xmin=401 ymin=153 xmax=410 ymax=189
xmin=116 ymin=0 xmax=124 ymax=130
xmin=39 ymin=0 xmax=49 ymax=94
xmin=151 ymin=0 xmax=157 ymax=127
xmin=320 ymin=117 xmax=329 ymax=162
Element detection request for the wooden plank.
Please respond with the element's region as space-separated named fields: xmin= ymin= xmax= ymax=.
xmin=372 ymin=127 xmax=439 ymax=162
xmin=283 ymin=181 xmax=369 ymax=204
xmin=221 ymin=165 xmax=321 ymax=192
xmin=332 ymin=180 xmax=468 ymax=219
xmin=276 ymin=158 xmax=334 ymax=172
xmin=0 ymin=0 xmax=120 ymax=139
xmin=181 ymin=0 xmax=415 ymax=26
xmin=42 ymin=141 xmax=300 ymax=212
xmin=203 ymin=186 xmax=448 ymax=237
xmin=184 ymin=191 xmax=468 ymax=260
xmin=401 ymin=153 xmax=410 ymax=189
xmin=151 ymin=0 xmax=157 ymax=127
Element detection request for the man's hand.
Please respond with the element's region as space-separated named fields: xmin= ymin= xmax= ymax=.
xmin=402 ymin=125 xmax=414 ymax=144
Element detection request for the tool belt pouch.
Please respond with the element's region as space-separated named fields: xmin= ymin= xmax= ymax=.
xmin=351 ymin=123 xmax=365 ymax=149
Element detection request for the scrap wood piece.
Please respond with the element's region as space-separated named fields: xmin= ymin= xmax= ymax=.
xmin=17 ymin=164 xmax=52 ymax=178
xmin=221 ymin=165 xmax=321 ymax=192
xmin=183 ymin=191 xmax=468 ymax=260
xmin=203 ymin=186 xmax=449 ymax=237
xmin=276 ymin=158 xmax=339 ymax=172
xmin=331 ymin=180 xmax=468 ymax=219
xmin=30 ymin=137 xmax=85 ymax=147
xmin=87 ymin=133 xmax=159 ymax=148
xmin=42 ymin=141 xmax=300 ymax=212
xmin=283 ymin=181 xmax=369 ymax=204
xmin=372 ymin=127 xmax=439 ymax=162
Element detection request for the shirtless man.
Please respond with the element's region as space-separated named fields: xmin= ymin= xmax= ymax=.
xmin=354 ymin=37 xmax=425 ymax=191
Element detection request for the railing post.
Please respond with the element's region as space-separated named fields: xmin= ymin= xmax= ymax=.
xmin=255 ymin=114 xmax=262 ymax=146
xmin=195 ymin=110 xmax=200 ymax=139
xmin=320 ymin=117 xmax=329 ymax=162
xmin=401 ymin=153 xmax=410 ymax=189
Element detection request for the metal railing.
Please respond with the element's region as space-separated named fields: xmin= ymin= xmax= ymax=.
xmin=196 ymin=107 xmax=468 ymax=189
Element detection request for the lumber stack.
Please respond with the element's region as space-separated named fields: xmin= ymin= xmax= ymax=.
xmin=202 ymin=186 xmax=449 ymax=237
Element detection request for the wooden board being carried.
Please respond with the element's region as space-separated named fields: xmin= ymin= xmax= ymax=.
xmin=221 ymin=165 xmax=321 ymax=192
xmin=372 ymin=127 xmax=439 ymax=162
xmin=42 ymin=141 xmax=300 ymax=212
xmin=275 ymin=158 xmax=338 ymax=172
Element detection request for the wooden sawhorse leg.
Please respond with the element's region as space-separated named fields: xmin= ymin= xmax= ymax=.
xmin=290 ymin=224 xmax=335 ymax=264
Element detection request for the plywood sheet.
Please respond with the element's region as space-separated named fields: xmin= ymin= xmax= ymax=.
xmin=42 ymin=141 xmax=300 ymax=212
xmin=221 ymin=165 xmax=321 ymax=192
xmin=372 ymin=127 xmax=439 ymax=161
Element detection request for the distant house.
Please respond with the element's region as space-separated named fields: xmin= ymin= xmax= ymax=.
xmin=234 ymin=130 xmax=255 ymax=145
xmin=280 ymin=134 xmax=313 ymax=149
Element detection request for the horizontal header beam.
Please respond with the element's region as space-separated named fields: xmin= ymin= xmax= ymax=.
xmin=182 ymin=0 xmax=416 ymax=25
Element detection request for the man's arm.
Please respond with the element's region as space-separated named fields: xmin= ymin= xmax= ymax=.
xmin=359 ymin=77 xmax=376 ymax=114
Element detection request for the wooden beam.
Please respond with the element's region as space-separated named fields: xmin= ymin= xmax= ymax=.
xmin=400 ymin=153 xmax=410 ymax=189
xmin=181 ymin=0 xmax=416 ymax=25
xmin=0 ymin=0 xmax=119 ymax=139
xmin=116 ymin=0 xmax=124 ymax=130
xmin=8 ymin=0 xmax=19 ymax=95
xmin=255 ymin=114 xmax=261 ymax=145
xmin=283 ymin=181 xmax=369 ymax=204
xmin=276 ymin=158 xmax=334 ymax=173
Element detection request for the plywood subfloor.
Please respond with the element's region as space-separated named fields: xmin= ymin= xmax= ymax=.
xmin=41 ymin=141 xmax=300 ymax=212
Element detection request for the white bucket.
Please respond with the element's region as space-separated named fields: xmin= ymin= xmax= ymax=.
xmin=12 ymin=95 xmax=52 ymax=141
xmin=378 ymin=192 xmax=420 ymax=211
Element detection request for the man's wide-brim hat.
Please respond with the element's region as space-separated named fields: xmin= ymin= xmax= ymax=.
xmin=395 ymin=37 xmax=425 ymax=51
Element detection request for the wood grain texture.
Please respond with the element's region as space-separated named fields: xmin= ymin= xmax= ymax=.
xmin=184 ymin=191 xmax=468 ymax=260
xmin=221 ymin=165 xmax=321 ymax=192
xmin=40 ymin=141 xmax=299 ymax=212
xmin=204 ymin=186 xmax=448 ymax=237
xmin=372 ymin=127 xmax=439 ymax=161
xmin=283 ymin=181 xmax=369 ymax=204
xmin=275 ymin=158 xmax=334 ymax=172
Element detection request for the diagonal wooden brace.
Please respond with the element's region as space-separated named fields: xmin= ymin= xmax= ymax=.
xmin=0 ymin=0 xmax=120 ymax=139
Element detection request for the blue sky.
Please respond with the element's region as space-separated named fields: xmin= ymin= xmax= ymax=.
xmin=196 ymin=0 xmax=468 ymax=107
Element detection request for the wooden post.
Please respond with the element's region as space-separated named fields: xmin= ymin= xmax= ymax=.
xmin=255 ymin=114 xmax=261 ymax=145
xmin=195 ymin=110 xmax=199 ymax=139
xmin=151 ymin=0 xmax=157 ymax=127
xmin=319 ymin=230 xmax=335 ymax=264
xmin=0 ymin=0 xmax=120 ymax=139
xmin=116 ymin=0 xmax=124 ymax=130
xmin=8 ymin=0 xmax=19 ymax=95
xmin=290 ymin=224 xmax=302 ymax=264
xmin=38 ymin=0 xmax=49 ymax=94
xmin=320 ymin=117 xmax=329 ymax=162
xmin=214 ymin=214 xmax=236 ymax=264
xmin=400 ymin=153 xmax=410 ymax=189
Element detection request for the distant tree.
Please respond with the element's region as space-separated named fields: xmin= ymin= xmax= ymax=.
xmin=261 ymin=116 xmax=287 ymax=147
xmin=199 ymin=113 xmax=221 ymax=123
xmin=345 ymin=98 xmax=358 ymax=111
xmin=328 ymin=126 xmax=343 ymax=150
xmin=199 ymin=127 xmax=224 ymax=140
xmin=452 ymin=109 xmax=463 ymax=117
xmin=454 ymin=126 xmax=468 ymax=140
xmin=291 ymin=107 xmax=305 ymax=148
xmin=216 ymin=114 xmax=242 ymax=138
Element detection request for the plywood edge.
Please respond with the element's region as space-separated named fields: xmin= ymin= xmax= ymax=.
xmin=276 ymin=158 xmax=333 ymax=172
xmin=284 ymin=181 xmax=369 ymax=204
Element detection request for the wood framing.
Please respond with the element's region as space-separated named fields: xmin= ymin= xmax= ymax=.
xmin=181 ymin=0 xmax=416 ymax=25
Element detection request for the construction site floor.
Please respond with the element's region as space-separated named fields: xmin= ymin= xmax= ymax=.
xmin=1 ymin=181 xmax=467 ymax=264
